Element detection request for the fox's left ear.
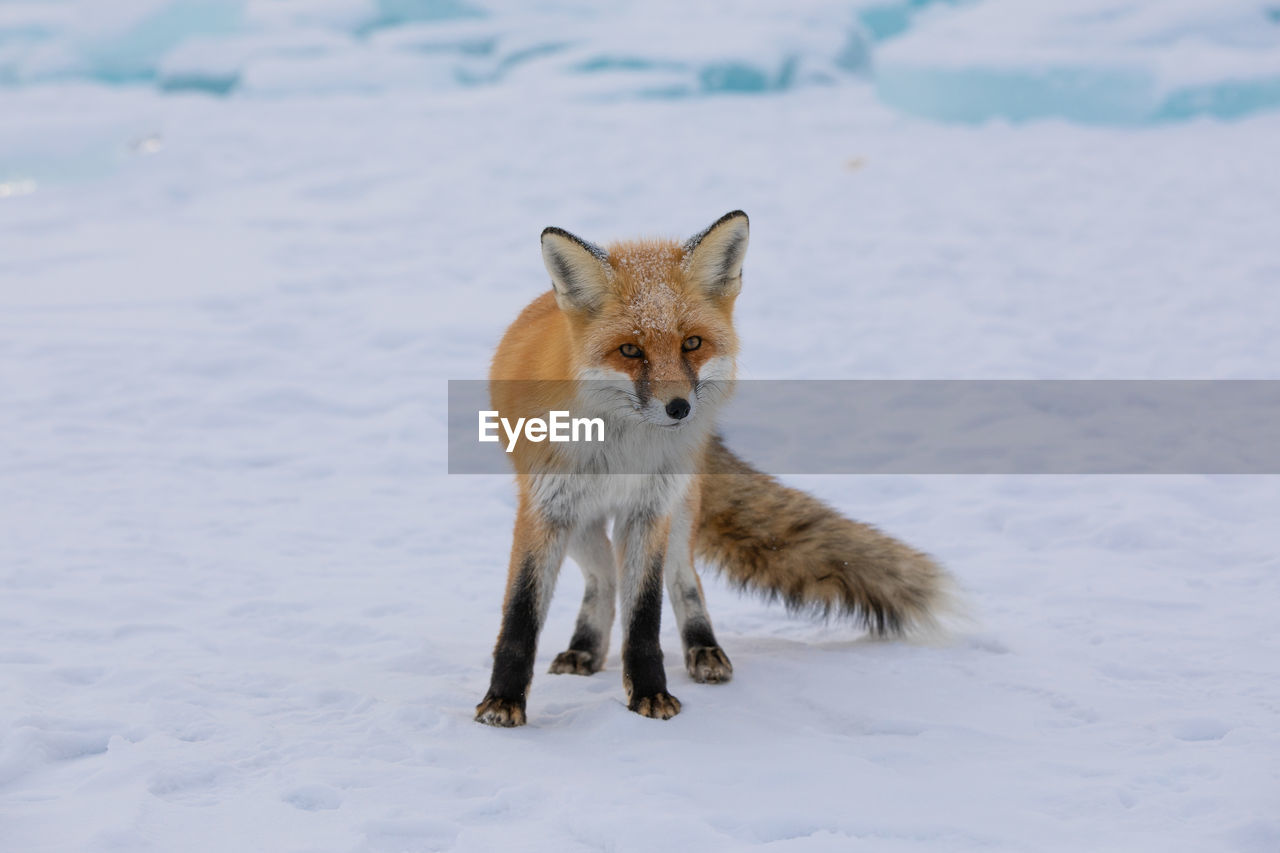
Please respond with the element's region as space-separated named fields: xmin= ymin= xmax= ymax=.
xmin=683 ymin=210 xmax=749 ymax=301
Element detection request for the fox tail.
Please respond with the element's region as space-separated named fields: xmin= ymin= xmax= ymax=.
xmin=696 ymin=434 xmax=952 ymax=636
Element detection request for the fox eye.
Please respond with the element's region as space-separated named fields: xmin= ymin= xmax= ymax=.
xmin=682 ymin=336 xmax=702 ymax=352
xmin=619 ymin=343 xmax=644 ymax=358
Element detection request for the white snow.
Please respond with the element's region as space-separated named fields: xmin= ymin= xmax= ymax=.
xmin=3 ymin=3 xmax=1280 ymax=852
xmin=875 ymin=0 xmax=1280 ymax=123
xmin=8 ymin=1 xmax=1280 ymax=122
xmin=1 ymin=0 xmax=871 ymax=97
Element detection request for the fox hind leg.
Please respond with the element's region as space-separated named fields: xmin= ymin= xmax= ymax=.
xmin=667 ymin=487 xmax=733 ymax=684
xmin=549 ymin=520 xmax=615 ymax=676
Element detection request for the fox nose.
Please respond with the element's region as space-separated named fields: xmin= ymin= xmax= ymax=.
xmin=665 ymin=398 xmax=691 ymax=420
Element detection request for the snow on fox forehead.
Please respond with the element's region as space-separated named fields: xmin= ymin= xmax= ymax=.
xmin=606 ymin=240 xmax=689 ymax=334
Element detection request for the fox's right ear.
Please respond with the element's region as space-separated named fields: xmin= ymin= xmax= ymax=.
xmin=541 ymin=227 xmax=613 ymax=315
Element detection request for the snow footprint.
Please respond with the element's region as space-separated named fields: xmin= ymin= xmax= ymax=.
xmin=147 ymin=763 xmax=236 ymax=803
xmin=282 ymin=784 xmax=343 ymax=811
xmin=0 ymin=717 xmax=116 ymax=786
xmin=1169 ymin=717 xmax=1232 ymax=742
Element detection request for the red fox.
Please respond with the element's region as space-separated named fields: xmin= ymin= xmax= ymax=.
xmin=475 ymin=211 xmax=950 ymax=726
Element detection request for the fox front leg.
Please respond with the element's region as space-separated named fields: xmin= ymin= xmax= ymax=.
xmin=475 ymin=502 xmax=569 ymax=727
xmin=614 ymin=511 xmax=681 ymax=720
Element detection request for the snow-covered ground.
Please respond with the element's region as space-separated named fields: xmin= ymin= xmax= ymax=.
xmin=3 ymin=3 xmax=1280 ymax=852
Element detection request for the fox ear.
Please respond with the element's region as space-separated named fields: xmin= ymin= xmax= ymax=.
xmin=541 ymin=226 xmax=613 ymax=314
xmin=683 ymin=210 xmax=749 ymax=300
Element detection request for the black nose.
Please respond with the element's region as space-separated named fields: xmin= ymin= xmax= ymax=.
xmin=665 ymin=398 xmax=691 ymax=420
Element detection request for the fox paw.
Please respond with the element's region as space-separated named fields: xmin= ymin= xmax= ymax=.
xmin=686 ymin=646 xmax=733 ymax=684
xmin=629 ymin=691 xmax=682 ymax=720
xmin=475 ymin=695 xmax=526 ymax=727
xmin=548 ymin=649 xmax=600 ymax=676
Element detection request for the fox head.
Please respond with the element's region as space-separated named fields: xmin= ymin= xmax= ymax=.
xmin=539 ymin=211 xmax=748 ymax=428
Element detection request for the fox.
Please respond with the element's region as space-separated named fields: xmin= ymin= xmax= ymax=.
xmin=475 ymin=210 xmax=951 ymax=726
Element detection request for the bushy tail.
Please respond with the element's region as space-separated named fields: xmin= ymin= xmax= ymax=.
xmin=696 ymin=435 xmax=951 ymax=636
